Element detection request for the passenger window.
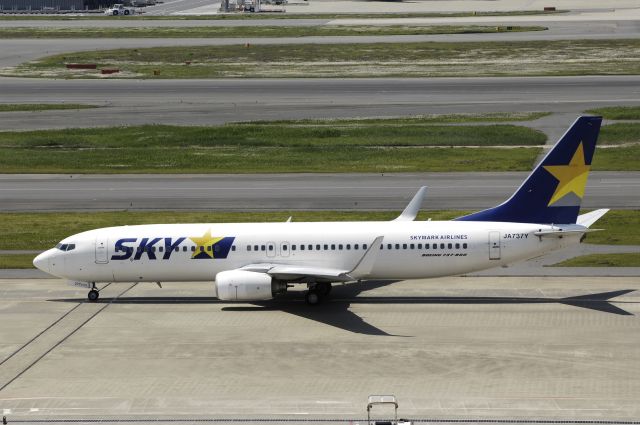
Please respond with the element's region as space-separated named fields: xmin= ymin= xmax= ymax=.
xmin=191 ymin=246 xmax=196 ymax=252
xmin=455 ymin=243 xmax=460 ymax=249
xmin=247 ymin=245 xmax=252 ymax=251
xmin=395 ymin=244 xmax=400 ymax=250
xmin=387 ymin=244 xmax=392 ymax=249
xmin=231 ymin=246 xmax=236 ymax=252
xmin=410 ymin=244 xmax=414 ymax=249
xmin=268 ymin=245 xmax=274 ymax=251
xmin=183 ymin=246 xmax=187 ymax=252
xmin=331 ymin=244 xmax=336 ymax=250
xmin=402 ymin=244 xmax=407 ymax=249
xmin=261 ymin=245 xmax=266 ymax=251
xmin=432 ymin=244 xmax=437 ymax=249
xmin=448 ymin=243 xmax=452 ymax=249
xmin=254 ymin=245 xmax=259 ymax=251
xmin=159 ymin=247 xmax=164 ymax=252
xmin=283 ymin=245 xmax=288 ymax=251
xmin=207 ymin=246 xmax=212 ymax=252
xmin=309 ymin=244 xmax=313 ymax=250
xmin=300 ymin=245 xmax=305 ymax=251
xmin=440 ymin=243 xmax=445 ymax=249
xmin=363 ymin=244 xmax=367 ymax=249
xmin=355 ymin=244 xmax=359 ymax=250
xmin=316 ymin=244 xmax=320 ymax=250
xmin=338 ymin=244 xmax=343 ymax=250
xmin=324 ymin=244 xmax=328 ymax=250
xmin=292 ymin=245 xmax=296 ymax=251
xmin=418 ymin=243 xmax=422 ymax=249
xmin=346 ymin=244 xmax=351 ymax=250
xmin=463 ymin=243 xmax=468 ymax=249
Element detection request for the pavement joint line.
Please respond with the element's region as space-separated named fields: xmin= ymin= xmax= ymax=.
xmin=5 ymin=420 xmax=640 ymax=424
xmin=0 ymin=282 xmax=113 ymax=366
xmin=0 ymin=282 xmax=136 ymax=393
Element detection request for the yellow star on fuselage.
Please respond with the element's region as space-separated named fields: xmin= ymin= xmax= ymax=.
xmin=189 ymin=229 xmax=223 ymax=258
xmin=543 ymin=142 xmax=591 ymax=206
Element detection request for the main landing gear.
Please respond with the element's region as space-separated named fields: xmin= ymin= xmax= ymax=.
xmin=87 ymin=282 xmax=99 ymax=302
xmin=305 ymin=282 xmax=332 ymax=306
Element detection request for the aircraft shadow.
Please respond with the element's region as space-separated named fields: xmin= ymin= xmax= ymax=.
xmin=50 ymin=285 xmax=635 ymax=337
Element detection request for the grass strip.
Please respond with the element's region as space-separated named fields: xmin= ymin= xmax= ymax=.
xmin=0 ymin=122 xmax=545 ymax=173
xmin=0 ymin=254 xmax=36 ymax=269
xmin=0 ymin=25 xmax=545 ymax=39
xmin=553 ymin=253 xmax=640 ymax=267
xmin=0 ymin=10 xmax=568 ymax=20
xmin=0 ymin=103 xmax=98 ymax=112
xmin=582 ymin=210 xmax=640 ymax=246
xmin=598 ymin=123 xmax=640 ymax=145
xmin=0 ymin=210 xmax=465 ymax=251
xmin=9 ymin=39 xmax=639 ymax=79
xmin=586 ymin=106 xmax=640 ymax=121
xmin=1 ymin=209 xmax=636 ymax=251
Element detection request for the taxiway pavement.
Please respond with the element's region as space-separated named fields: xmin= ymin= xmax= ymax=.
xmin=1 ymin=76 xmax=639 ymax=131
xmin=0 ymin=277 xmax=639 ymax=422
xmin=1 ymin=172 xmax=638 ymax=211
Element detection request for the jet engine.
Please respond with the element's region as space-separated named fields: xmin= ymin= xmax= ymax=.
xmin=215 ymin=270 xmax=281 ymax=301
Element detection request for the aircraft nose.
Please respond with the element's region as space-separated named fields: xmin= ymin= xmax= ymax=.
xmin=33 ymin=250 xmax=51 ymax=273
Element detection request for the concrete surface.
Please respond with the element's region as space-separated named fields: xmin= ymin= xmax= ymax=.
xmin=0 ymin=172 xmax=637 ymax=212
xmin=1 ymin=76 xmax=639 ymax=131
xmin=0 ymin=277 xmax=639 ymax=422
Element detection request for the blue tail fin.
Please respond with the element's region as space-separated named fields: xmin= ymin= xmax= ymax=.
xmin=456 ymin=116 xmax=602 ymax=224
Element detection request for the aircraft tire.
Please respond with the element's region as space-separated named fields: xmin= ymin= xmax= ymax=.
xmin=88 ymin=289 xmax=99 ymax=302
xmin=305 ymin=290 xmax=320 ymax=306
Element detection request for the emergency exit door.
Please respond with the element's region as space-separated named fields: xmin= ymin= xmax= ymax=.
xmin=489 ymin=231 xmax=501 ymax=260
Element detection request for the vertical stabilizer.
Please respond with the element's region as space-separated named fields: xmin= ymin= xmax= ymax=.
xmin=456 ymin=116 xmax=602 ymax=224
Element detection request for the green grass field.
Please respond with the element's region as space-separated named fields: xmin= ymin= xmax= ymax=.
xmin=0 ymin=25 xmax=544 ymax=39
xmin=586 ymin=106 xmax=640 ymax=120
xmin=8 ymin=39 xmax=639 ymax=79
xmin=0 ymin=121 xmax=546 ymax=173
xmin=553 ymin=253 xmax=640 ymax=267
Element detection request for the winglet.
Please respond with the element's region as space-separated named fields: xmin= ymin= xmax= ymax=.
xmin=394 ymin=186 xmax=427 ymax=221
xmin=577 ymin=208 xmax=609 ymax=228
xmin=347 ymin=236 xmax=384 ymax=280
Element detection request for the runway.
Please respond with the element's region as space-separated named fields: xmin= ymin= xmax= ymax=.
xmin=1 ymin=171 xmax=637 ymax=211
xmin=1 ymin=277 xmax=639 ymax=422
xmin=1 ymin=76 xmax=639 ymax=131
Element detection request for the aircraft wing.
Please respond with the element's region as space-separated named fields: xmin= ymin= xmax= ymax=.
xmin=241 ymin=263 xmax=351 ymax=281
xmin=240 ymin=236 xmax=385 ymax=282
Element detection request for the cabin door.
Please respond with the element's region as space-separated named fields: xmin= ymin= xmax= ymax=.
xmin=489 ymin=231 xmax=501 ymax=260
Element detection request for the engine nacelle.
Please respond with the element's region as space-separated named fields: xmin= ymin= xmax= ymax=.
xmin=215 ymin=270 xmax=274 ymax=301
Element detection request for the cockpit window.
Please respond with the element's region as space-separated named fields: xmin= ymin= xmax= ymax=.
xmin=56 ymin=243 xmax=76 ymax=251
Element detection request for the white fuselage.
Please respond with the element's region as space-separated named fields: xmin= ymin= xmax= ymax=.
xmin=38 ymin=220 xmax=578 ymax=284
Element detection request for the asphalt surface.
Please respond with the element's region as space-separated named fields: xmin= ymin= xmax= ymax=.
xmin=1 ymin=171 xmax=637 ymax=211
xmin=1 ymin=277 xmax=639 ymax=422
xmin=1 ymin=76 xmax=639 ymax=131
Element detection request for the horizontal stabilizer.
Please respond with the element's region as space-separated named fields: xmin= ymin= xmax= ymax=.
xmin=577 ymin=208 xmax=609 ymax=228
xmin=394 ymin=186 xmax=427 ymax=222
xmin=533 ymin=228 xmax=603 ymax=238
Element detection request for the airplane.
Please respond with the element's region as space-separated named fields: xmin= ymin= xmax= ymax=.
xmin=33 ymin=116 xmax=609 ymax=306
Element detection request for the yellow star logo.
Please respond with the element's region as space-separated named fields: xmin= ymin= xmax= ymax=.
xmin=543 ymin=142 xmax=591 ymax=206
xmin=189 ymin=229 xmax=223 ymax=259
